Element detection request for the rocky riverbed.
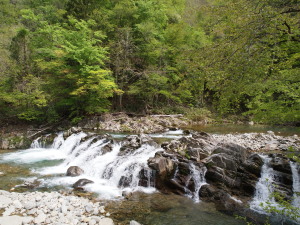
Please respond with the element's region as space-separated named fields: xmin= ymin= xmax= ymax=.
xmin=0 ymin=124 xmax=300 ymax=224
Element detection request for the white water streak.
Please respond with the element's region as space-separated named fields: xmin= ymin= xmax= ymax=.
xmin=250 ymin=155 xmax=277 ymax=212
xmin=189 ymin=163 xmax=207 ymax=203
xmin=290 ymin=161 xmax=300 ymax=206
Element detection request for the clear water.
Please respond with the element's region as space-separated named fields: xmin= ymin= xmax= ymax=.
xmin=0 ymin=130 xmax=242 ymax=225
xmin=106 ymin=192 xmax=242 ymax=225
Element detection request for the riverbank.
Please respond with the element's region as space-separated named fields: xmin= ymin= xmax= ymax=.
xmin=2 ymin=112 xmax=300 ymax=151
xmin=0 ymin=113 xmax=195 ymax=150
xmin=0 ymin=190 xmax=117 ymax=225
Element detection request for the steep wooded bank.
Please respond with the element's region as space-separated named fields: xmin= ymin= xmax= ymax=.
xmin=0 ymin=0 xmax=299 ymax=125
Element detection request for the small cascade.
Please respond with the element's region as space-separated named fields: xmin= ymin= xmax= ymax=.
xmin=290 ymin=161 xmax=300 ymax=206
xmin=189 ymin=163 xmax=207 ymax=203
xmin=1 ymin=132 xmax=162 ymax=199
xmin=30 ymin=137 xmax=42 ymax=148
xmin=250 ymin=155 xmax=277 ymax=212
xmin=52 ymin=133 xmax=65 ymax=149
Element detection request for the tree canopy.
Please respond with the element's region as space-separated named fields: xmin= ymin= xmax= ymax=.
xmin=0 ymin=0 xmax=299 ymax=125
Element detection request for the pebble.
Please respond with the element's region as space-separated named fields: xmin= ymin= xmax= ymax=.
xmin=24 ymin=202 xmax=36 ymax=210
xmin=0 ymin=190 xmax=116 ymax=225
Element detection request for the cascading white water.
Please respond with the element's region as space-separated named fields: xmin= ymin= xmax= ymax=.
xmin=250 ymin=155 xmax=277 ymax=211
xmin=189 ymin=163 xmax=207 ymax=203
xmin=290 ymin=161 xmax=300 ymax=207
xmin=1 ymin=132 xmax=161 ymax=199
xmin=30 ymin=137 xmax=41 ymax=148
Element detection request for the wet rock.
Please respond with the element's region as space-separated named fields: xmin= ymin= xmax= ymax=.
xmin=270 ymin=155 xmax=292 ymax=174
xmin=67 ymin=166 xmax=85 ymax=177
xmin=63 ymin=127 xmax=82 ymax=138
xmin=73 ymin=178 xmax=94 ymax=190
xmin=148 ymin=156 xmax=174 ymax=178
xmin=243 ymin=154 xmax=264 ymax=177
xmin=120 ymin=134 xmax=157 ymax=153
xmin=122 ymin=191 xmax=133 ymax=199
xmin=138 ymin=168 xmax=156 ymax=187
xmin=102 ymin=142 xmax=114 ymax=154
xmin=17 ymin=179 xmax=41 ymax=189
xmin=118 ymin=175 xmax=133 ymax=188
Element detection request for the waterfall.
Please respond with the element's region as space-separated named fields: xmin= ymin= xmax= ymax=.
xmin=1 ymin=132 xmax=161 ymax=199
xmin=250 ymin=155 xmax=277 ymax=212
xmin=290 ymin=161 xmax=300 ymax=207
xmin=187 ymin=163 xmax=207 ymax=203
xmin=30 ymin=137 xmax=42 ymax=148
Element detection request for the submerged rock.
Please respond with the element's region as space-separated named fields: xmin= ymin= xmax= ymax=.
xmin=73 ymin=178 xmax=94 ymax=190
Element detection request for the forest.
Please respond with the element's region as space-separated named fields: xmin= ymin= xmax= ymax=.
xmin=0 ymin=0 xmax=299 ymax=125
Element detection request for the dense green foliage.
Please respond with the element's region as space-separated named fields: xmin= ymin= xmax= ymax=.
xmin=0 ymin=0 xmax=299 ymax=124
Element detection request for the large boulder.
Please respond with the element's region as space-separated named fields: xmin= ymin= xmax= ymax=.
xmin=161 ymin=134 xmax=215 ymax=161
xmin=148 ymin=156 xmax=174 ymax=178
xmin=66 ymin=166 xmax=84 ymax=177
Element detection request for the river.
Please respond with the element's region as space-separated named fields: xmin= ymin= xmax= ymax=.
xmin=0 ymin=125 xmax=299 ymax=225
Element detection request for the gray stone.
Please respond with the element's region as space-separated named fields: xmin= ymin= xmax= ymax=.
xmin=73 ymin=178 xmax=94 ymax=190
xmin=67 ymin=166 xmax=85 ymax=177
xmin=3 ymin=206 xmax=15 ymax=216
xmin=89 ymin=219 xmax=97 ymax=225
xmin=0 ymin=195 xmax=12 ymax=208
xmin=24 ymin=202 xmax=36 ymax=210
xmin=13 ymin=200 xmax=22 ymax=209
xmin=27 ymin=208 xmax=37 ymax=215
xmin=85 ymin=204 xmax=94 ymax=213
xmin=99 ymin=218 xmax=114 ymax=225
xmin=34 ymin=213 xmax=47 ymax=223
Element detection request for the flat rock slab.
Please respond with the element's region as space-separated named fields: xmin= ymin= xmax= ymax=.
xmin=0 ymin=216 xmax=33 ymax=225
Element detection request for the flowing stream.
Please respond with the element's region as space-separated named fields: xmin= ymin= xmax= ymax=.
xmin=1 ymin=132 xmax=163 ymax=199
xmin=1 ymin=127 xmax=300 ymax=224
xmin=250 ymin=155 xmax=277 ymax=212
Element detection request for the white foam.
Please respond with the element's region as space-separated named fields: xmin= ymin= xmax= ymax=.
xmin=1 ymin=148 xmax=66 ymax=164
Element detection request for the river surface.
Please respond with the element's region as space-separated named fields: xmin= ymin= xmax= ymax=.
xmin=0 ymin=125 xmax=299 ymax=225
